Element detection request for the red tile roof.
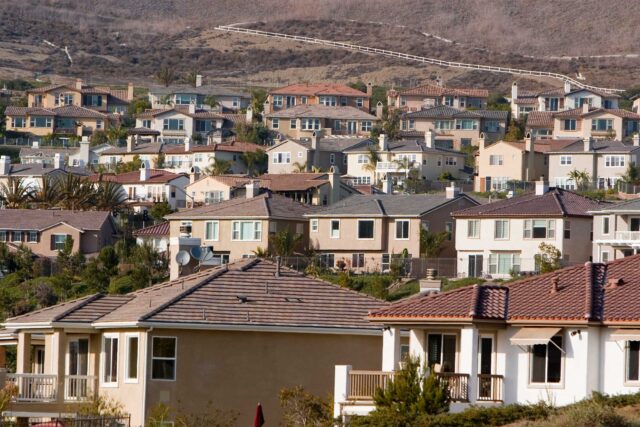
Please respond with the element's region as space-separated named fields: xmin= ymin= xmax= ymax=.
xmin=133 ymin=222 xmax=170 ymax=237
xmin=526 ymin=111 xmax=554 ymax=128
xmin=270 ymin=82 xmax=368 ymax=97
xmin=398 ymin=84 xmax=489 ymax=98
xmin=88 ymin=169 xmax=186 ymax=185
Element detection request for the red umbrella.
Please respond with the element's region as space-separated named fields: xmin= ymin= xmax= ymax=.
xmin=254 ymin=402 xmax=265 ymax=427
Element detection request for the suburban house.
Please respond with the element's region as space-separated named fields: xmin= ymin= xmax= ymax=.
xmin=335 ymin=254 xmax=640 ymax=419
xmin=591 ymin=199 xmax=640 ymax=263
xmin=161 ymin=140 xmax=262 ymax=175
xmin=510 ymin=81 xmax=620 ymax=118
xmin=133 ymin=221 xmax=169 ymax=255
xmin=165 ymin=192 xmax=316 ymax=279
xmin=305 ymin=188 xmax=479 ymax=276
xmin=265 ymin=82 xmax=371 ymax=113
xmin=344 ymin=132 xmax=468 ymax=186
xmin=387 ymin=83 xmax=489 ymax=111
xmin=400 ymin=106 xmax=508 ymax=150
xmin=1 ymin=259 xmax=385 ymax=426
xmin=19 ymin=138 xmax=112 ymax=168
xmin=98 ymin=142 xmax=164 ymax=169
xmin=0 ymin=154 xmax=90 ymax=193
xmin=265 ymin=105 xmax=378 ymax=140
xmin=547 ymin=135 xmax=640 ymax=190
xmin=474 ymin=135 xmax=577 ymax=192
xmin=0 ymin=209 xmax=117 ymax=257
xmin=24 ymin=80 xmax=133 ymax=113
xmin=266 ymin=133 xmax=367 ymax=174
xmin=551 ymin=105 xmax=640 ymax=141
xmin=147 ymin=80 xmax=250 ymax=112
xmin=525 ymin=111 xmax=555 ymax=139
xmin=453 ymin=182 xmax=606 ymax=278
xmin=88 ymin=168 xmax=189 ymax=211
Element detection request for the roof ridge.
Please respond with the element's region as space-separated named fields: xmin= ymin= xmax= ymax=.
xmin=53 ymin=293 xmax=104 ymax=322
xmin=468 ymin=284 xmax=480 ymax=317
xmin=584 ymin=261 xmax=593 ymax=320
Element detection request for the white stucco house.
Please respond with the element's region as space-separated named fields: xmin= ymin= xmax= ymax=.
xmin=335 ymin=254 xmax=640 ymax=420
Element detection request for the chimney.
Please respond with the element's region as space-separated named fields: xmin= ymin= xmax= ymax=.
xmin=386 ymin=89 xmax=397 ymax=107
xmin=366 ymin=82 xmax=373 ymax=97
xmin=140 ymin=165 xmax=150 ymax=182
xmin=275 ymin=256 xmax=281 ymax=277
xmin=511 ymin=82 xmax=518 ymax=100
xmin=53 ymin=153 xmax=65 ymax=169
xmin=583 ymin=136 xmax=592 ymax=152
xmin=375 ymin=101 xmax=384 ymax=119
xmin=188 ymin=102 xmax=196 ymax=114
xmin=127 ymin=82 xmax=134 ymax=101
xmin=478 ymin=132 xmax=486 ymax=150
xmin=246 ymin=106 xmax=253 ymax=123
xmin=311 ymin=130 xmax=322 ymax=167
xmin=538 ymin=98 xmax=545 ymax=112
xmin=582 ymin=102 xmax=590 ymax=114
xmin=564 ymin=80 xmax=571 ymax=94
xmin=0 ymin=156 xmax=10 ymax=175
xmin=195 ymin=74 xmax=203 ymax=88
xmin=79 ymin=136 xmax=90 ymax=167
xmin=525 ymin=132 xmax=535 ymax=181
xmin=75 ymin=78 xmax=83 ymax=91
xmin=445 ymin=181 xmax=460 ymax=199
xmin=535 ymin=178 xmax=549 ymax=195
xmin=328 ymin=166 xmax=340 ymax=205
xmin=184 ymin=136 xmax=191 ymax=152
xmin=32 ymin=140 xmax=40 ymax=149
xmin=245 ymin=180 xmax=260 ymax=198
xmin=127 ymin=135 xmax=134 ymax=153
xmin=383 ymin=174 xmax=393 ymax=194
xmin=634 ymin=133 xmax=640 ymax=147
xmin=209 ymin=130 xmax=223 ymax=145
xmin=189 ymin=166 xmax=200 ymax=185
xmin=379 ymin=134 xmax=388 ymax=151
xmin=551 ymin=276 xmax=559 ymax=293
xmin=424 ymin=128 xmax=435 ymax=148
xmin=263 ymin=100 xmax=271 ymax=115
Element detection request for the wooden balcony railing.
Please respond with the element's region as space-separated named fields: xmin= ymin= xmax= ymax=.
xmin=347 ymin=370 xmax=394 ymax=400
xmin=437 ymin=372 xmax=469 ymax=402
xmin=64 ymin=375 xmax=97 ymax=402
xmin=477 ymin=374 xmax=504 ymax=402
xmin=7 ymin=373 xmax=57 ymax=402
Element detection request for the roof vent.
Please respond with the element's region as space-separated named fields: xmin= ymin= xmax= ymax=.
xmin=236 ymin=295 xmax=249 ymax=303
xmin=607 ymin=278 xmax=624 ymax=289
xmin=550 ymin=276 xmax=559 ymax=293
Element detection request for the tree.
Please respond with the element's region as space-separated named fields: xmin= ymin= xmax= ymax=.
xmin=250 ymin=88 xmax=268 ymax=119
xmin=269 ymin=229 xmax=304 ymax=257
xmin=504 ymin=119 xmax=525 ymax=142
xmin=0 ymin=177 xmax=33 ymax=208
xmin=156 ymin=66 xmax=176 ymax=87
xmin=394 ymin=156 xmax=414 ymax=181
xmin=90 ymin=130 xmax=110 ymax=146
xmin=204 ymin=158 xmax=232 ymax=176
xmin=106 ymin=126 xmax=128 ymax=145
xmin=57 ymin=174 xmax=95 ymax=210
xmin=371 ymin=107 xmax=401 ymax=140
xmin=31 ymin=176 xmax=59 ymax=208
xmin=203 ymin=95 xmax=219 ymax=109
xmin=252 ymin=247 xmax=269 ymax=258
xmin=279 ymin=386 xmax=333 ymax=427
xmin=127 ymin=98 xmax=151 ymax=116
xmin=362 ymin=147 xmax=380 ymax=176
xmin=292 ymin=161 xmax=308 ymax=173
xmin=420 ymin=229 xmax=448 ymax=257
xmin=486 ymin=92 xmax=511 ymax=111
xmin=94 ymin=180 xmax=127 ymax=212
xmin=240 ymin=149 xmax=268 ymax=176
xmin=149 ymin=201 xmax=173 ymax=222
xmin=154 ymin=153 xmax=166 ymax=169
xmin=536 ymin=242 xmax=562 ymax=273
xmin=185 ymin=70 xmax=201 ymax=88
xmin=568 ymin=169 xmax=591 ymax=191
xmin=622 ymin=162 xmax=640 ymax=184
xmin=234 ymin=122 xmax=271 ymax=145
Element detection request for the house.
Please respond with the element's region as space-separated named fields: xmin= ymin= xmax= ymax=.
xmin=88 ymin=168 xmax=189 ymax=211
xmin=2 ymin=259 xmax=385 ymax=426
xmin=267 ymin=132 xmax=367 ymax=174
xmin=400 ymin=106 xmax=508 ymax=150
xmin=265 ymin=82 xmax=371 ymax=113
xmin=305 ymin=188 xmax=479 ymax=277
xmin=344 ymin=132 xmax=468 ymax=186
xmin=387 ymin=83 xmax=489 ymax=111
xmin=525 ymin=111 xmax=555 ymax=139
xmin=591 ymin=198 xmax=640 ymax=262
xmin=453 ymin=182 xmax=606 ymax=278
xmin=0 ymin=209 xmax=116 ymax=257
xmin=19 ymin=138 xmax=111 ymax=168
xmin=547 ymin=135 xmax=640 ymax=190
xmin=0 ymin=154 xmax=90 ymax=192
xmin=335 ymin=254 xmax=640 ymax=419
xmin=98 ymin=142 xmax=164 ymax=169
xmin=510 ymin=81 xmax=620 ymax=118
xmin=24 ymin=79 xmax=133 ymax=113
xmin=265 ymin=105 xmax=378 ymax=140
xmin=133 ymin=222 xmax=169 ymax=254
xmin=474 ymin=135 xmax=578 ymax=192
xmin=147 ymin=79 xmax=250 ymax=112
xmin=162 ymin=140 xmax=262 ymax=175
xmin=551 ymin=105 xmax=640 ymax=141
xmin=165 ymin=192 xmax=316 ymax=279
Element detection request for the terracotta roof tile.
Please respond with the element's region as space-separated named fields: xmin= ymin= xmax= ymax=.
xmin=526 ymin=111 xmax=554 ymax=128
xmin=88 ymin=169 xmax=185 ymax=184
xmin=133 ymin=222 xmax=170 ymax=237
xmin=397 ymin=84 xmax=489 ymax=98
xmin=270 ymin=83 xmax=368 ymax=97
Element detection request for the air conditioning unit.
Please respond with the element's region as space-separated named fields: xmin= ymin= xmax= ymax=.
xmin=179 ymin=225 xmax=192 ymax=234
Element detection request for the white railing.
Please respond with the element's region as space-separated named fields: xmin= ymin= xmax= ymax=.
xmin=614 ymin=231 xmax=640 ymax=241
xmin=64 ymin=375 xmax=97 ymax=402
xmin=7 ymin=373 xmax=57 ymax=402
xmin=215 ymin=25 xmax=624 ymax=94
xmin=375 ymin=162 xmax=400 ymax=171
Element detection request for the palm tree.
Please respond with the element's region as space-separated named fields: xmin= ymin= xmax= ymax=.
xmin=291 ymin=161 xmax=308 ymax=173
xmin=567 ymin=169 xmax=591 ymax=191
xmin=419 ymin=229 xmax=448 ymax=257
xmin=31 ymin=176 xmax=59 ymax=208
xmin=106 ymin=126 xmax=128 ymax=146
xmin=362 ymin=147 xmax=380 ymax=181
xmin=185 ymin=70 xmax=200 ymax=88
xmin=204 ymin=158 xmax=232 ymax=176
xmin=94 ymin=181 xmax=127 ymax=212
xmin=203 ymin=95 xmax=219 ymax=109
xmin=393 ymin=156 xmax=414 ymax=181
xmin=252 ymin=247 xmax=270 ymax=258
xmin=240 ymin=150 xmax=267 ymax=176
xmin=0 ymin=177 xmax=33 ymax=208
xmin=269 ymin=229 xmax=303 ymax=257
xmin=156 ymin=67 xmax=176 ymax=87
xmin=57 ymin=174 xmax=95 ymax=211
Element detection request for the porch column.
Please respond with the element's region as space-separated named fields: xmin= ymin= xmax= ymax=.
xmin=333 ymin=365 xmax=351 ymax=419
xmin=382 ymin=327 xmax=401 ymax=371
xmin=458 ymin=326 xmax=479 ymax=403
xmin=52 ymin=330 xmax=66 ymax=404
xmin=16 ymin=332 xmax=31 ymax=374
xmin=409 ymin=329 xmax=427 ymax=367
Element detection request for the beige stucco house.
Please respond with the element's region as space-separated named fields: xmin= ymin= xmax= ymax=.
xmin=591 ymin=198 xmax=640 ymax=263
xmin=387 ymin=83 xmax=489 ymax=111
xmin=1 ymin=259 xmax=385 ymax=426
xmin=147 ymin=79 xmax=250 ymax=112
xmin=0 ymin=155 xmax=90 ymax=194
xmin=265 ymin=82 xmax=371 ymax=113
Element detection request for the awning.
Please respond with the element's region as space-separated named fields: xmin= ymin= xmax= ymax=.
xmin=510 ymin=327 xmax=562 ymax=346
xmin=610 ymin=329 xmax=640 ymax=341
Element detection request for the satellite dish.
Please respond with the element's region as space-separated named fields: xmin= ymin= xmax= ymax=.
xmin=202 ymin=249 xmax=214 ymax=262
xmin=175 ymin=250 xmax=191 ymax=266
xmin=190 ymin=246 xmax=203 ymax=260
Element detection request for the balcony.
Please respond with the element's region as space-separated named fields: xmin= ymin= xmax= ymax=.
xmin=5 ymin=374 xmax=97 ymax=403
xmin=595 ymin=231 xmax=640 ymax=247
xmin=375 ymin=162 xmax=418 ymax=173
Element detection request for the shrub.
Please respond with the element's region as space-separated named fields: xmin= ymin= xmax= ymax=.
xmin=279 ymin=386 xmax=333 ymax=427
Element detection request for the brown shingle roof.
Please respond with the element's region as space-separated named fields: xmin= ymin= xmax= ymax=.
xmin=270 ymin=82 xmax=368 ymax=97
xmin=267 ymin=105 xmax=377 ymax=120
xmin=398 ymin=84 xmax=489 ymax=98
xmin=526 ymin=111 xmax=554 ymax=128
xmin=133 ymin=222 xmax=170 ymax=237
xmin=0 ymin=209 xmax=113 ymax=232
xmin=88 ymin=169 xmax=186 ymax=185
xmin=135 ymin=106 xmax=225 ymax=120
xmin=256 ymin=173 xmax=328 ymax=191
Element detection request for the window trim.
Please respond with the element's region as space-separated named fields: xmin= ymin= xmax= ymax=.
xmin=494 ymin=220 xmax=509 ymax=240
xmin=330 ymin=219 xmax=340 ymax=239
xmin=467 ymin=220 xmax=480 ymax=239
xmin=357 ymin=219 xmax=375 ymax=240
xmin=124 ymin=333 xmax=140 ymax=384
xmin=231 ymin=221 xmax=262 ymax=242
xmin=151 ymin=336 xmax=178 ymax=382
xmin=310 ymin=219 xmax=319 ymax=233
xmin=204 ymin=220 xmax=219 ymax=241
xmin=101 ymin=333 xmax=119 ymax=388
xmin=625 ymin=340 xmax=640 ymax=385
xmin=528 ymin=335 xmax=564 ymax=387
xmin=395 ymin=219 xmax=410 ymax=240
xmin=602 ymin=216 xmax=610 ymax=235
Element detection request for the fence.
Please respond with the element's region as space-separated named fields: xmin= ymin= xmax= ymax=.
xmin=0 ymin=415 xmax=130 ymax=426
xmin=215 ymin=25 xmax=624 ymax=93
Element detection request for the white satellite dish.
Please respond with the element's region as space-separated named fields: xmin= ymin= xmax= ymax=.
xmin=175 ymin=250 xmax=191 ymax=266
xmin=202 ymin=249 xmax=214 ymax=262
xmin=190 ymin=246 xmax=203 ymax=260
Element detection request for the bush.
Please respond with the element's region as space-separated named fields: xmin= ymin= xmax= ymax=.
xmin=279 ymin=386 xmax=333 ymax=427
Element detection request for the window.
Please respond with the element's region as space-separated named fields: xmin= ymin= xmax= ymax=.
xmin=488 ymin=253 xmax=521 ymax=275
xmin=272 ymin=152 xmax=291 ymax=164
xmin=329 ymin=153 xmax=335 ymax=165
xmin=30 ymin=116 xmax=52 ymax=128
xmin=483 ymin=120 xmax=500 ymax=132
xmin=318 ymin=253 xmax=335 ymax=268
xmin=96 ymin=120 xmax=103 ymax=130
xmin=152 ymin=337 xmax=177 ymax=381
xmin=102 ymin=335 xmax=118 ymax=385
xmin=271 ymin=118 xmax=279 ymax=129
xmin=204 ymin=191 xmax=224 ymax=204
xmin=358 ymin=220 xmax=374 ymax=239
xmin=601 ymin=251 xmax=610 ymax=263
xmin=445 ymin=222 xmax=453 ymax=240
xmin=427 ymin=334 xmax=456 ymax=371
xmin=559 ymin=155 xmax=572 ymax=166
xmin=125 ymin=335 xmax=139 ymax=382
xmin=455 ymin=119 xmax=478 ymax=130
xmin=357 ymin=154 xmax=369 ymax=164
xmin=395 ymin=220 xmax=410 ymax=239
xmin=605 ymin=155 xmax=625 ymax=167
xmin=494 ymin=220 xmax=509 ymax=239
xmin=523 ymin=220 xmax=555 ymax=239
xmin=163 ymin=119 xmax=184 ymax=131
xmin=555 ymin=177 xmax=576 ymax=190
xmin=434 ymin=120 xmax=454 ymax=130
xmin=467 ymin=220 xmax=480 ymax=238
xmin=0 ymin=231 xmax=5 ymax=242
xmin=232 ymin=221 xmax=262 ymax=241
xmin=205 ymin=221 xmax=219 ymax=241
xmin=330 ymin=220 xmax=340 ymax=238
xmin=361 ymin=121 xmax=372 ymax=132
xmin=300 ymin=96 xmax=308 ymax=104
xmin=12 ymin=231 xmax=22 ymax=243
xmin=626 ymin=341 xmax=640 ymax=382
xmin=142 ymin=119 xmax=151 ymax=128
xmin=319 ymin=96 xmax=336 ymax=106
xmin=408 ymin=119 xmax=415 ymax=130
xmin=353 ymin=176 xmax=371 ymax=185
xmin=352 ymin=253 xmax=365 ymax=268
xmin=530 ymin=335 xmax=563 ymax=384
xmin=195 ymin=120 xmax=212 ymax=133
xmin=445 ymin=157 xmax=457 ymax=166
xmin=232 ymin=97 xmax=240 ymax=108
xmin=563 ymin=221 xmax=571 ymax=239
xmin=290 ymin=119 xmax=297 ymax=129
xmin=603 ymin=217 xmax=610 ymax=234
xmin=444 ymin=96 xmax=454 ymax=107
xmin=28 ymin=231 xmax=38 ymax=243
xmin=272 ymin=95 xmax=283 ymax=107
xmin=11 ymin=117 xmax=25 ymax=128
xmin=356 ymin=98 xmax=364 ymax=108
xmin=301 ymin=118 xmax=321 ymax=130
xmin=592 ymin=119 xmax=613 ymax=131
xmin=310 ymin=219 xmax=318 ymax=232
xmin=489 ymin=155 xmax=503 ymax=166
xmin=563 ymin=119 xmax=577 ymax=131
xmin=340 ymin=97 xmax=347 ymax=106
